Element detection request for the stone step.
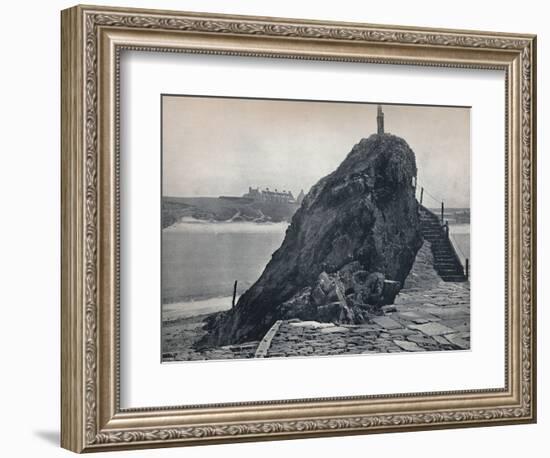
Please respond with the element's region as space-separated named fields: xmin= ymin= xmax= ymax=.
xmin=420 ymin=218 xmax=439 ymax=222
xmin=434 ymin=256 xmax=458 ymax=262
xmin=424 ymin=240 xmax=447 ymax=245
xmin=435 ymin=263 xmax=461 ymax=269
xmin=438 ymin=268 xmax=464 ymax=275
xmin=420 ymin=221 xmax=440 ymax=225
xmin=424 ymin=237 xmax=447 ymax=243
xmin=435 ymin=260 xmax=462 ymax=267
xmin=431 ymin=244 xmax=455 ymax=251
xmin=431 ymin=248 xmax=454 ymax=254
xmin=430 ymin=240 xmax=452 ymax=245
xmin=421 ymin=227 xmax=443 ymax=233
xmin=432 ymin=246 xmax=454 ymax=252
xmin=432 ymin=249 xmax=455 ymax=255
xmin=434 ymin=258 xmax=461 ymax=265
xmin=433 ymin=250 xmax=456 ymax=256
xmin=435 ymin=259 xmax=460 ymax=265
xmin=440 ymin=270 xmax=466 ymax=276
xmin=422 ymin=230 xmax=444 ymax=236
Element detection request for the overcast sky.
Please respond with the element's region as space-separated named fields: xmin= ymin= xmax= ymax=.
xmin=162 ymin=96 xmax=470 ymax=208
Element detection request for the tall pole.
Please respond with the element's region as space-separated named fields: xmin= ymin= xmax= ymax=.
xmin=420 ymin=187 xmax=424 ymax=205
xmin=377 ymin=104 xmax=384 ymax=135
xmin=441 ymin=201 xmax=444 ymax=224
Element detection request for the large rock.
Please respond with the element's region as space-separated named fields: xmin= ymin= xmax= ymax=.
xmin=201 ymin=133 xmax=422 ymax=346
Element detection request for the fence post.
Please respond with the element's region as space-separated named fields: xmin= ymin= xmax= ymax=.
xmin=465 ymin=259 xmax=469 ymax=280
xmin=420 ymin=187 xmax=424 ymax=205
xmin=441 ymin=201 xmax=444 ymax=224
xmin=232 ymin=280 xmax=238 ymax=308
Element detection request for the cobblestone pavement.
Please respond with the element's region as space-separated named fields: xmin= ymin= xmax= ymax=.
xmin=263 ymin=281 xmax=470 ymax=358
xmin=162 ymin=315 xmax=260 ymax=361
xmin=163 ymin=280 xmax=469 ymax=361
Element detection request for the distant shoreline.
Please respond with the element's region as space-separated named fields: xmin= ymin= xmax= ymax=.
xmin=162 ymin=295 xmax=233 ymax=322
xmin=162 ymin=195 xmax=299 ymax=228
xmin=163 ymin=217 xmax=289 ymax=233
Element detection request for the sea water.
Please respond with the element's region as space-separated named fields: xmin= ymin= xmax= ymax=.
xmin=448 ymin=223 xmax=471 ymax=266
xmin=162 ymin=219 xmax=288 ymax=318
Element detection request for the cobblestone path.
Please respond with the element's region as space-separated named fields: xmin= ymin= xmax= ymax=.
xmin=262 ymin=281 xmax=470 ymax=358
xmin=162 ymin=315 xmax=260 ymax=361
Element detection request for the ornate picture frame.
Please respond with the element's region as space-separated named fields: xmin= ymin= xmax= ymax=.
xmin=61 ymin=4 xmax=536 ymax=453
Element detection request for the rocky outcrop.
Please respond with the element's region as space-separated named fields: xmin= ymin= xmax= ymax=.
xmin=200 ymin=133 xmax=423 ymax=346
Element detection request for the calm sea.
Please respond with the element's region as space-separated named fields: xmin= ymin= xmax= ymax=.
xmin=162 ymin=219 xmax=288 ymax=319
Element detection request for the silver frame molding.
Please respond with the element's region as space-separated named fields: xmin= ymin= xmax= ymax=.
xmin=61 ymin=4 xmax=537 ymax=453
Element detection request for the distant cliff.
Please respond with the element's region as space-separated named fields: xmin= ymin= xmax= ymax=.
xmin=200 ymin=133 xmax=423 ymax=346
xmin=162 ymin=196 xmax=298 ymax=228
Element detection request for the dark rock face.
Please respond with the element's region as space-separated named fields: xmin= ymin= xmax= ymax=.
xmin=201 ymin=134 xmax=423 ymax=346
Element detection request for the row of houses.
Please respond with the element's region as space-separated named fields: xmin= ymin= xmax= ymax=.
xmin=243 ymin=187 xmax=305 ymax=205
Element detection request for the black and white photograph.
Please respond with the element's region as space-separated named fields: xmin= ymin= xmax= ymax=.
xmin=161 ymin=96 xmax=471 ymax=362
xmin=1 ymin=0 xmax=542 ymax=455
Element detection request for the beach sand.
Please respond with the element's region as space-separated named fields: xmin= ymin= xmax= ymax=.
xmin=162 ymin=311 xmax=260 ymax=362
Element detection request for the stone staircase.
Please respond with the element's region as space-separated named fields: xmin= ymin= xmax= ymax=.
xmin=419 ymin=206 xmax=467 ymax=282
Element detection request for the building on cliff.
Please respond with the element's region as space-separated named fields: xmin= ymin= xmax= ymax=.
xmin=243 ymin=186 xmax=297 ymax=204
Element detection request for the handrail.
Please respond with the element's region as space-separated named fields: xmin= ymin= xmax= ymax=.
xmin=419 ymin=185 xmax=443 ymax=205
xmin=417 ymin=185 xmax=445 ymax=222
